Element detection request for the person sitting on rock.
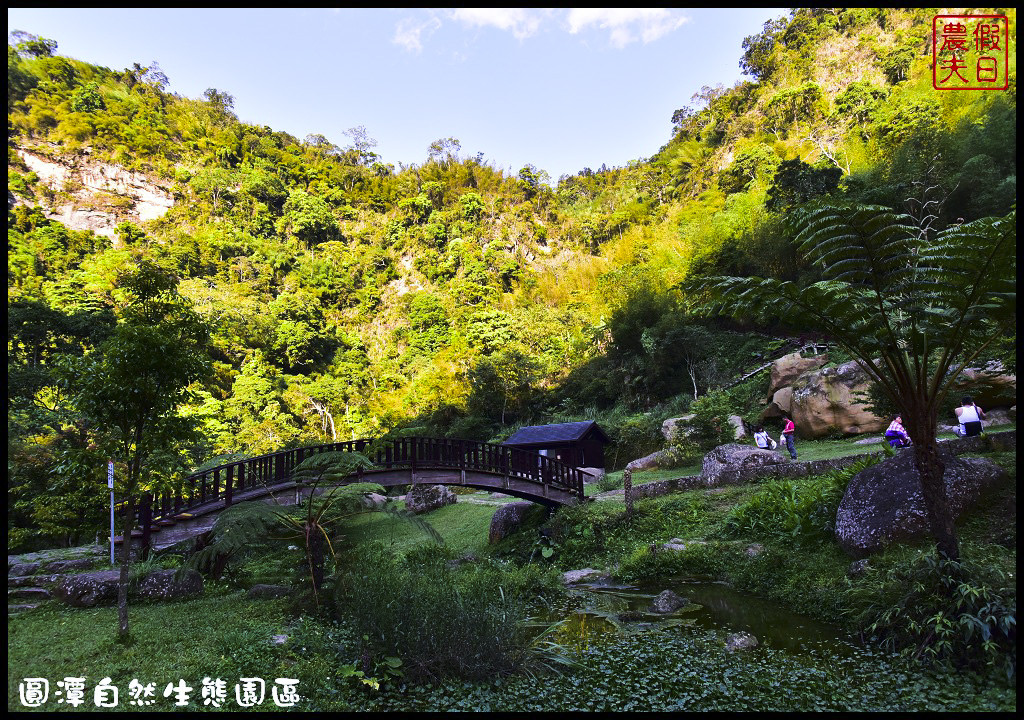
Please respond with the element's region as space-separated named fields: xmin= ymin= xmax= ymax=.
xmin=884 ymin=415 xmax=912 ymax=448
xmin=954 ymin=396 xmax=986 ymax=437
xmin=752 ymin=426 xmax=777 ymax=450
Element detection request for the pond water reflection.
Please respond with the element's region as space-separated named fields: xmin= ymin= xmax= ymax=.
xmin=539 ymin=578 xmax=858 ymax=657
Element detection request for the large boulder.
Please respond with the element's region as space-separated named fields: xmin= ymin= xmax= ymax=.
xmin=488 ymin=501 xmax=537 ymax=544
xmin=52 ymin=570 xmax=121 ymax=607
xmin=626 ymin=446 xmax=691 ymax=472
xmin=404 ymin=484 xmax=457 ymax=514
xmin=52 ymin=568 xmax=205 ymax=607
xmin=768 ymin=352 xmax=828 ymax=396
xmin=701 ymin=443 xmax=792 ymax=486
xmin=953 ymin=361 xmax=1016 ymax=409
xmin=835 ymin=449 xmax=1007 ymax=558
xmin=789 ymin=360 xmax=886 ymax=438
xmin=662 ymin=414 xmax=697 ymax=443
xmin=763 ymin=386 xmax=793 ymax=419
xmin=136 ymin=569 xmax=203 ymax=600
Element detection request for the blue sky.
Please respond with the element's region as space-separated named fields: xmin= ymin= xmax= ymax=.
xmin=8 ymin=8 xmax=788 ymax=182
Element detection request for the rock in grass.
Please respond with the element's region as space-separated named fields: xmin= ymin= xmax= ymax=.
xmin=650 ymin=589 xmax=688 ymax=614
xmin=52 ymin=570 xmax=120 ymax=607
xmin=701 ymin=444 xmax=792 ymax=486
xmin=246 ymin=584 xmax=291 ymax=599
xmin=136 ymin=569 xmax=203 ymax=600
xmin=52 ymin=568 xmax=203 ymax=607
xmin=405 ymin=484 xmax=457 ymax=514
xmin=488 ymin=501 xmax=536 ymax=544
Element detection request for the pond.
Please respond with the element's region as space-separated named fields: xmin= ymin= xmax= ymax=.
xmin=540 ymin=577 xmax=858 ymax=657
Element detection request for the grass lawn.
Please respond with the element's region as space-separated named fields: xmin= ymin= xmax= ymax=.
xmin=343 ymin=500 xmax=499 ymax=556
xmin=8 ymin=593 xmax=303 ymax=712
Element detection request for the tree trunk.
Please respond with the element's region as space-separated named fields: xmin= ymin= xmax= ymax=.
xmin=907 ymin=417 xmax=959 ymax=561
xmin=117 ymin=495 xmax=135 ymax=640
xmin=623 ymin=468 xmax=634 ymax=517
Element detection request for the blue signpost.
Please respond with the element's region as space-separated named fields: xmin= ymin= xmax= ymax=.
xmin=108 ymin=460 xmax=115 ymax=566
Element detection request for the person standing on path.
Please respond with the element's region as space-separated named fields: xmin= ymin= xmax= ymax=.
xmin=781 ymin=414 xmax=797 ymax=460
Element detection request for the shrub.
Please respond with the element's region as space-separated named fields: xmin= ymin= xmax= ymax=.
xmin=334 ymin=547 xmax=564 ymax=682
xmin=597 ymin=472 xmax=623 ymax=492
xmin=850 ymin=552 xmax=1016 ymax=678
xmin=618 ymin=539 xmax=727 ymax=583
xmin=723 ymin=455 xmax=881 ymax=544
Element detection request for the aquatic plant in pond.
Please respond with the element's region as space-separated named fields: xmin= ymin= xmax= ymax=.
xmin=341 ymin=628 xmax=1013 ymax=712
xmin=541 ymin=578 xmax=853 ymax=657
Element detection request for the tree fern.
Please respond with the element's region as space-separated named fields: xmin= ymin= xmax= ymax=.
xmin=186 ymin=450 xmax=443 ymax=607
xmin=683 ymin=205 xmax=1016 ymax=561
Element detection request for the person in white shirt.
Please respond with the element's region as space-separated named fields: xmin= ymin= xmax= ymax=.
xmin=753 ymin=426 xmax=777 ymax=450
xmin=954 ymin=396 xmax=985 ymax=437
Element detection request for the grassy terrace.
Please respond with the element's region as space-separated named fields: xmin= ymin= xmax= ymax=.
xmin=8 ymin=428 xmax=1016 ymax=712
xmin=589 ymin=423 xmax=1017 ymax=497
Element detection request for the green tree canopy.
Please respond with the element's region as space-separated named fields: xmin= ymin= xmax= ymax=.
xmin=58 ymin=260 xmax=211 ymax=638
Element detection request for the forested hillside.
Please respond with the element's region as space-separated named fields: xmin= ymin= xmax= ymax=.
xmin=8 ymin=8 xmax=1017 ymax=549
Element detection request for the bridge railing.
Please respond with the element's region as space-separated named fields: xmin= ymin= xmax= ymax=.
xmin=118 ymin=437 xmax=585 ymax=539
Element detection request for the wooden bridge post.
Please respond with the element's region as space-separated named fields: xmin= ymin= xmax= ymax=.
xmin=224 ymin=465 xmax=233 ymax=507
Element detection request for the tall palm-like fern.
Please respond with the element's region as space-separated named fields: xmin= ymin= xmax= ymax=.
xmin=188 ymin=451 xmax=442 ymax=608
xmin=684 ymin=206 xmax=1016 ymax=560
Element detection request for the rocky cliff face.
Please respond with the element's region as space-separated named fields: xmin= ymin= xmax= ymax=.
xmin=11 ymin=147 xmax=174 ymax=240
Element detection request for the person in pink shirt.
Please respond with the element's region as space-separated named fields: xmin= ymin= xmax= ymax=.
xmin=780 ymin=414 xmax=797 ymax=460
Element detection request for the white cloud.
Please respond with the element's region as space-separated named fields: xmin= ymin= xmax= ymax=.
xmin=393 ymin=15 xmax=442 ymax=53
xmin=393 ymin=7 xmax=687 ymax=52
xmin=447 ymin=8 xmax=546 ymax=40
xmin=566 ymin=8 xmax=689 ymax=48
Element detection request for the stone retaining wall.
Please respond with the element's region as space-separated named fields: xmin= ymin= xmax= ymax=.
xmin=619 ymin=430 xmax=1015 ymax=502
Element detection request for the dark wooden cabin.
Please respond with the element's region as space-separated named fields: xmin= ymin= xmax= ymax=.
xmin=502 ymin=421 xmax=610 ymax=472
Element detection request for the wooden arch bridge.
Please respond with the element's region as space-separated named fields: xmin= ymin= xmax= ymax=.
xmin=118 ymin=437 xmax=589 ymax=552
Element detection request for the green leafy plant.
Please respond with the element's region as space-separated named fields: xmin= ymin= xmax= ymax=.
xmin=724 ymin=455 xmax=881 ymax=544
xmin=335 ymin=547 xmax=566 ymax=683
xmin=850 ymin=551 xmax=1016 ymax=678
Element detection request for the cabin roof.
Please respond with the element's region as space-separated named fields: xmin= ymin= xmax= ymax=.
xmin=503 ymin=421 xmax=609 ymax=447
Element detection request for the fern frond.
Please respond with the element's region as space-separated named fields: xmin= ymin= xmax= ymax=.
xmin=379 ymin=504 xmax=445 ymax=546
xmin=185 ymin=500 xmax=282 ymax=574
xmin=290 ymin=450 xmax=374 ymax=486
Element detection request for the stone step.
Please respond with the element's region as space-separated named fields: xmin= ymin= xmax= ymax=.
xmin=8 ymin=575 xmax=63 ymax=589
xmin=8 ymin=587 xmax=51 ymax=601
xmin=8 ymin=603 xmax=40 ymax=615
